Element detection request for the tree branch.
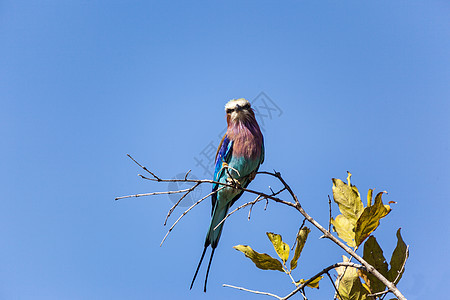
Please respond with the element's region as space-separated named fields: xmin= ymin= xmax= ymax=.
xmin=281 ymin=262 xmax=364 ymax=300
xmin=117 ymin=155 xmax=407 ymax=300
xmin=223 ymin=284 xmax=283 ymax=299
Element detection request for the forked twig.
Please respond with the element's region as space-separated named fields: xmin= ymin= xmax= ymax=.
xmin=160 ymin=186 xmax=226 ymax=246
xmin=213 ymin=187 xmax=286 ymax=231
xmin=164 ymin=182 xmax=201 ymax=225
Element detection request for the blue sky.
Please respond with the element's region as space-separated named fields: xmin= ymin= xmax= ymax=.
xmin=1 ymin=1 xmax=449 ymax=299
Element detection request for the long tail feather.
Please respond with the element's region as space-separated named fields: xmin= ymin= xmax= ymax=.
xmin=190 ymin=246 xmax=208 ymax=290
xmin=204 ymin=248 xmax=216 ymax=292
xmin=207 ymin=205 xmax=229 ymax=248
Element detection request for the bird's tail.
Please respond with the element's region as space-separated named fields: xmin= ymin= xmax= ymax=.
xmin=190 ymin=245 xmax=207 ymax=290
xmin=206 ymin=204 xmax=229 ymax=248
xmin=190 ymin=205 xmax=228 ymax=292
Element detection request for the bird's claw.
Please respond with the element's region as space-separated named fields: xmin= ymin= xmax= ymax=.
xmin=219 ymin=162 xmax=241 ymax=177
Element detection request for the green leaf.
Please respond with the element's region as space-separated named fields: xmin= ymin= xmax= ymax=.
xmin=266 ymin=232 xmax=290 ymax=263
xmin=387 ymin=229 xmax=409 ymax=284
xmin=362 ymin=236 xmax=388 ymax=293
xmin=354 ymin=192 xmax=391 ymax=247
xmin=290 ymin=227 xmax=310 ymax=270
xmin=332 ymin=177 xmax=364 ymax=223
xmin=336 ymin=263 xmax=368 ymax=300
xmin=296 ymin=276 xmax=323 ymax=289
xmin=331 ymin=214 xmax=356 ymax=248
xmin=233 ymin=245 xmax=284 ymax=272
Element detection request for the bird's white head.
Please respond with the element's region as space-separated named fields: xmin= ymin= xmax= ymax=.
xmin=225 ymin=98 xmax=253 ymax=123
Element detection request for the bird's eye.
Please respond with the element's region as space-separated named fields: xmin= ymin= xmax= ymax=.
xmin=242 ymin=103 xmax=250 ymax=109
xmin=226 ymin=108 xmax=234 ymax=114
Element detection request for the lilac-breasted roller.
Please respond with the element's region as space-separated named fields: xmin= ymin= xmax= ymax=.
xmin=190 ymin=98 xmax=264 ymax=292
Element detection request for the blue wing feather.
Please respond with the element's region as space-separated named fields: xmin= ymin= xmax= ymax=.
xmin=211 ymin=135 xmax=233 ymax=212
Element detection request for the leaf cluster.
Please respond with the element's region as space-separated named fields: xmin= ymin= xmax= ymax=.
xmin=234 ymin=227 xmax=324 ymax=289
xmin=331 ymin=172 xmax=392 ymax=249
xmin=331 ymin=173 xmax=409 ymax=299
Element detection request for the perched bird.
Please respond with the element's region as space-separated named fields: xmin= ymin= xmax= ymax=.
xmin=190 ymin=98 xmax=265 ymax=292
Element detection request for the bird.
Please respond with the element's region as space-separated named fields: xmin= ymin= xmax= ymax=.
xmin=190 ymin=98 xmax=265 ymax=292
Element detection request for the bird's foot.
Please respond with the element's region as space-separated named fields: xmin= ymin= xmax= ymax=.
xmin=219 ymin=162 xmax=241 ymax=177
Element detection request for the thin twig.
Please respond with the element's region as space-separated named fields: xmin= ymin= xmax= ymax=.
xmin=291 ymin=218 xmax=307 ymax=250
xmin=328 ymin=195 xmax=332 ymax=232
xmin=223 ymin=284 xmax=282 ymax=299
xmin=127 ymin=154 xmax=161 ymax=181
xmin=334 ymin=256 xmax=353 ymax=299
xmin=326 ymin=272 xmax=343 ymax=300
xmin=281 ymin=262 xmax=365 ymax=300
xmin=132 ymin=174 xmax=296 ymax=209
xmin=248 ymin=203 xmax=255 ymax=220
xmin=160 ymin=186 xmax=226 ymax=246
xmin=164 ymin=182 xmax=201 ymax=225
xmin=213 ymin=187 xmax=286 ymax=231
xmin=214 ymin=195 xmax=263 ymax=231
xmin=369 ymin=290 xmax=390 ymax=298
xmin=300 ymin=288 xmax=307 ymax=300
xmin=394 ymin=245 xmax=409 ymax=284
xmin=115 ymin=188 xmax=193 ymax=200
xmin=378 ymin=245 xmax=409 ymax=300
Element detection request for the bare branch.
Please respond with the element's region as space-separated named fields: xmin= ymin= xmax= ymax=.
xmin=376 ymin=245 xmax=410 ymax=300
xmin=164 ymin=182 xmax=201 ymax=225
xmin=394 ymin=245 xmax=409 ymax=284
xmin=160 ymin=186 xmax=226 ymax=246
xmin=326 ymin=272 xmax=343 ymax=300
xmin=213 ymin=187 xmax=286 ymax=231
xmin=127 ymin=154 xmax=161 ymax=181
xmin=291 ymin=218 xmax=307 ymax=250
xmin=223 ymin=284 xmax=282 ymax=300
xmin=115 ymin=188 xmax=194 ymax=201
xmin=281 ymin=262 xmax=365 ymax=300
xmin=328 ymin=195 xmax=332 ymax=232
xmin=214 ymin=195 xmax=263 ymax=231
xmin=184 ymin=169 xmax=191 ymax=180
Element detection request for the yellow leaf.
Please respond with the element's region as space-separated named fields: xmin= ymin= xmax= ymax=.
xmin=362 ymin=236 xmax=388 ymax=293
xmin=296 ymin=276 xmax=323 ymax=289
xmin=387 ymin=229 xmax=409 ymax=284
xmin=354 ymin=192 xmax=391 ymax=246
xmin=266 ymin=232 xmax=290 ymax=263
xmin=335 ymin=255 xmax=350 ymax=280
xmin=336 ymin=262 xmax=368 ymax=300
xmin=233 ymin=245 xmax=284 ymax=272
xmin=346 ymin=171 xmax=352 ymax=186
xmin=367 ymin=189 xmax=373 ymax=207
xmin=332 ymin=177 xmax=364 ymax=223
xmin=331 ymin=214 xmax=356 ymax=248
xmin=290 ymin=227 xmax=310 ymax=271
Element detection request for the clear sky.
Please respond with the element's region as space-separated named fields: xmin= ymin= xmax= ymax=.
xmin=1 ymin=1 xmax=449 ymax=299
